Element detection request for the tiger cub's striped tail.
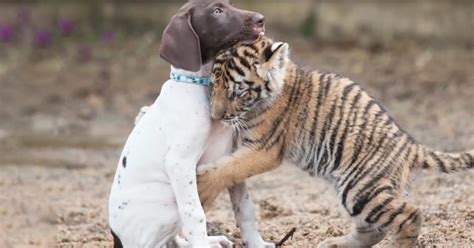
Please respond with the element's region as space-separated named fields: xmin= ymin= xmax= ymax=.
xmin=416 ymin=145 xmax=474 ymax=173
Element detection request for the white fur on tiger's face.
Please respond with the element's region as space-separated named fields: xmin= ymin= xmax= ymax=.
xmin=200 ymin=36 xmax=474 ymax=248
xmin=210 ymin=37 xmax=288 ymax=126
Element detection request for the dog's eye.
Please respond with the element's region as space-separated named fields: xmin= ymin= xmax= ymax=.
xmin=212 ymin=8 xmax=223 ymax=15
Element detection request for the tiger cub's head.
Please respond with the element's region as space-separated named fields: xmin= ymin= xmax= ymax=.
xmin=210 ymin=36 xmax=289 ymax=123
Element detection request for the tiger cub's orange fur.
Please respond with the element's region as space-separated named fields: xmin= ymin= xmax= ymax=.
xmin=197 ymin=37 xmax=473 ymax=247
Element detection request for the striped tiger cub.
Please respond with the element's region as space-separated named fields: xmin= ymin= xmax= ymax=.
xmin=197 ymin=36 xmax=473 ymax=247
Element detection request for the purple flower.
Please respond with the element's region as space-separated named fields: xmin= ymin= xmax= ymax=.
xmin=101 ymin=31 xmax=115 ymax=45
xmin=58 ymin=19 xmax=75 ymax=36
xmin=34 ymin=30 xmax=51 ymax=47
xmin=0 ymin=24 xmax=14 ymax=42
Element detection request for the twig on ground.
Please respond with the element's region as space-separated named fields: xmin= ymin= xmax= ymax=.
xmin=275 ymin=227 xmax=297 ymax=247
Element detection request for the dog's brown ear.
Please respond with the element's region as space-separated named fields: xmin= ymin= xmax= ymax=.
xmin=159 ymin=11 xmax=201 ymax=72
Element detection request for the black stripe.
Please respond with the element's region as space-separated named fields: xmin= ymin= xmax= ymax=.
xmin=346 ymin=120 xmax=399 ymax=184
xmin=430 ymin=151 xmax=448 ymax=173
xmin=251 ymin=67 xmax=299 ymax=149
xmin=365 ymin=196 xmax=394 ymax=223
xmin=231 ymin=59 xmax=246 ymax=77
xmin=410 ymin=150 xmax=419 ymax=169
xmin=315 ymin=94 xmax=339 ymax=175
xmin=349 ymin=99 xmax=376 ymax=166
xmin=241 ymin=43 xmax=257 ymax=51
xmin=243 ymin=49 xmax=257 ymax=59
xmin=396 ymin=209 xmax=419 ymax=234
xmin=295 ymin=72 xmax=314 ymax=163
xmin=263 ymin=46 xmax=274 ymax=61
xmin=321 ymin=83 xmax=357 ymax=175
xmin=340 ymin=132 xmax=391 ymax=209
xmin=466 ymin=153 xmax=473 ymax=168
xmin=332 ymin=91 xmax=362 ymax=174
xmin=224 ymin=68 xmax=236 ymax=84
xmin=304 ymin=73 xmax=330 ymax=167
xmin=331 ymin=89 xmax=362 ymax=174
xmin=245 ymin=119 xmax=264 ymax=129
xmin=380 ymin=202 xmax=407 ymax=228
xmin=263 ymin=68 xmax=304 ymax=150
xmin=214 ymin=58 xmax=228 ymax=65
xmin=351 ymin=185 xmax=393 ymax=216
xmin=341 ymin=105 xmax=386 ymax=182
xmin=265 ymin=127 xmax=285 ymax=151
xmin=227 ymin=58 xmax=236 ymax=70
xmin=278 ymin=141 xmax=286 ymax=160
xmin=242 ymin=137 xmax=256 ymax=146
xmin=263 ymin=79 xmax=272 ymax=92
xmin=243 ymin=80 xmax=254 ymax=86
xmin=339 ymin=112 xmax=389 ymax=187
xmin=351 ymin=138 xmax=409 ymax=212
xmin=314 ymin=76 xmax=343 ymax=174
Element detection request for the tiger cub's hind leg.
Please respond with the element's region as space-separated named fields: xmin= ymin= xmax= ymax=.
xmin=318 ymin=189 xmax=422 ymax=248
xmin=317 ymin=226 xmax=387 ymax=248
xmin=366 ymin=197 xmax=422 ymax=248
xmin=386 ymin=202 xmax=422 ymax=248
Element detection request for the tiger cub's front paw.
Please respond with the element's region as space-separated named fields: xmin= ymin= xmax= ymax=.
xmin=197 ymin=167 xmax=227 ymax=210
xmin=197 ymin=162 xmax=220 ymax=176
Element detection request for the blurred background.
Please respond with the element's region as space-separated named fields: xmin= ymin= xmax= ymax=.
xmin=0 ymin=1 xmax=473 ymax=247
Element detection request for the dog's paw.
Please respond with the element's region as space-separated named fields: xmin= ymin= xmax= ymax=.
xmin=134 ymin=106 xmax=150 ymax=125
xmin=263 ymin=242 xmax=276 ymax=248
xmin=243 ymin=234 xmax=276 ymax=248
xmin=245 ymin=240 xmax=276 ymax=248
xmin=209 ymin=235 xmax=233 ymax=248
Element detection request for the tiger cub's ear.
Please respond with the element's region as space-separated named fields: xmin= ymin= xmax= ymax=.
xmin=262 ymin=42 xmax=289 ymax=70
xmin=258 ymin=42 xmax=289 ymax=93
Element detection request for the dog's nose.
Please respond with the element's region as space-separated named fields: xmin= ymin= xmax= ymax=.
xmin=253 ymin=14 xmax=265 ymax=27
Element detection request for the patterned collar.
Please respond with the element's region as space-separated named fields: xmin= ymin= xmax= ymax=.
xmin=170 ymin=72 xmax=210 ymax=87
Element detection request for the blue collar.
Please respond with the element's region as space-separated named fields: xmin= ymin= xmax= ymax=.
xmin=170 ymin=72 xmax=210 ymax=87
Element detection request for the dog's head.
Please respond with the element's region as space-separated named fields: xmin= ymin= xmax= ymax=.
xmin=159 ymin=0 xmax=265 ymax=72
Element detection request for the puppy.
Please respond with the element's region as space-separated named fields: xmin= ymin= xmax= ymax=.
xmin=108 ymin=1 xmax=273 ymax=247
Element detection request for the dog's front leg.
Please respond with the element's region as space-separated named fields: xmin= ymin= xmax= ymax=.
xmin=165 ymin=135 xmax=231 ymax=248
xmin=165 ymin=153 xmax=209 ymax=247
xmin=229 ymin=183 xmax=275 ymax=248
xmin=199 ymin=124 xmax=272 ymax=247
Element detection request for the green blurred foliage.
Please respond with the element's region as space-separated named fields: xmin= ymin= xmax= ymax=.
xmin=300 ymin=7 xmax=317 ymax=38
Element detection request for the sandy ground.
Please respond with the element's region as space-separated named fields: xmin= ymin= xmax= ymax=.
xmin=0 ymin=40 xmax=473 ymax=247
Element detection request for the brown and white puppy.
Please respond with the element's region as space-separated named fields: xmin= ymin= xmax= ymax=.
xmin=108 ymin=1 xmax=272 ymax=247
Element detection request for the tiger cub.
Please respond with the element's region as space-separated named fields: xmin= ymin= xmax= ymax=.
xmin=197 ymin=36 xmax=473 ymax=247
